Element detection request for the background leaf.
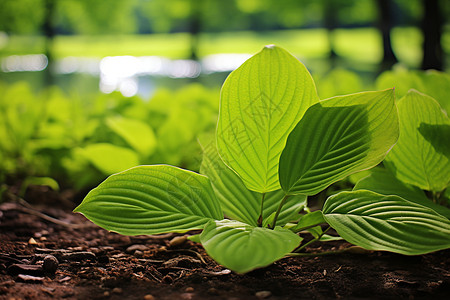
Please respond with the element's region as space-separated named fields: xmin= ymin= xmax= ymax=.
xmin=80 ymin=143 xmax=140 ymax=175
xmin=323 ymin=190 xmax=450 ymax=255
xmin=74 ymin=165 xmax=223 ymax=235
xmin=106 ymin=116 xmax=157 ymax=157
xmin=354 ymin=168 xmax=450 ymax=219
xmin=199 ymin=136 xmax=306 ymax=226
xmin=217 ymin=45 xmax=319 ymax=193
xmin=384 ymin=90 xmax=450 ymax=192
xmin=279 ymin=89 xmax=398 ymax=195
xmin=200 ymin=219 xmax=302 ymax=274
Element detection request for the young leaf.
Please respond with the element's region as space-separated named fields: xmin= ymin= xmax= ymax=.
xmin=384 ymin=90 xmax=450 ymax=192
xmin=106 ymin=116 xmax=157 ymax=157
xmin=74 ymin=165 xmax=223 ymax=235
xmin=279 ymin=89 xmax=398 ymax=195
xmin=200 ymin=219 xmax=302 ymax=274
xmin=80 ymin=143 xmax=140 ymax=175
xmin=217 ymin=45 xmax=319 ymax=193
xmin=199 ymin=136 xmax=306 ymax=226
xmin=292 ymin=211 xmax=326 ymax=232
xmin=323 ymin=190 xmax=450 ymax=255
xmin=354 ymin=168 xmax=450 ymax=219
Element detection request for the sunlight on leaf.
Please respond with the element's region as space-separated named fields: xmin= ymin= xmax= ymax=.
xmin=217 ymin=45 xmax=319 ymax=193
xmin=279 ymin=89 xmax=398 ymax=195
xmin=74 ymin=165 xmax=223 ymax=235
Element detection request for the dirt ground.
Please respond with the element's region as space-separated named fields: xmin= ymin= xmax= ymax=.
xmin=0 ymin=185 xmax=449 ymax=300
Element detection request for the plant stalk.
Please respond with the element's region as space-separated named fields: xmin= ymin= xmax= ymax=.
xmin=295 ymin=226 xmax=331 ymax=252
xmin=270 ymin=194 xmax=289 ymax=229
xmin=257 ymin=193 xmax=266 ymax=227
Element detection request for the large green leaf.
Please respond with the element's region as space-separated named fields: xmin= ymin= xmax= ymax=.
xmin=384 ymin=90 xmax=450 ymax=192
xmin=200 ymin=219 xmax=302 ymax=273
xmin=81 ymin=143 xmax=140 ymax=175
xmin=323 ymin=190 xmax=450 ymax=255
xmin=106 ymin=116 xmax=157 ymax=157
xmin=199 ymin=136 xmax=306 ymax=226
xmin=354 ymin=168 xmax=450 ymax=219
xmin=279 ymin=89 xmax=398 ymax=195
xmin=74 ymin=165 xmax=223 ymax=235
xmin=217 ymin=45 xmax=319 ymax=193
xmin=376 ymin=69 xmax=450 ymax=114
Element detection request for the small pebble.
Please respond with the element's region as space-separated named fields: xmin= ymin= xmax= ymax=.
xmin=207 ymin=288 xmax=218 ymax=295
xmin=169 ymin=236 xmax=187 ymax=247
xmin=185 ymin=287 xmax=194 ymax=292
xmin=144 ymin=295 xmax=155 ymax=300
xmin=126 ymin=244 xmax=148 ymax=253
xmin=43 ymin=255 xmax=59 ymax=274
xmin=103 ymin=291 xmax=110 ymax=297
xmin=112 ymin=287 xmax=123 ymax=294
xmin=28 ymin=238 xmax=38 ymax=245
xmin=255 ymin=290 xmax=272 ymax=299
xmin=134 ymin=250 xmax=144 ymax=257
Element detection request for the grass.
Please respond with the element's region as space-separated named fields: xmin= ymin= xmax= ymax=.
xmin=0 ymin=27 xmax=440 ymax=67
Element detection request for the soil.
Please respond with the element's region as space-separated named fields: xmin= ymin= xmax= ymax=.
xmin=1 ymin=185 xmax=449 ymax=300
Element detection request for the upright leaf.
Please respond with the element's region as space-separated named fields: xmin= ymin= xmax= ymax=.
xmin=74 ymin=165 xmax=223 ymax=235
xmin=80 ymin=143 xmax=140 ymax=175
xmin=217 ymin=45 xmax=319 ymax=193
xmin=323 ymin=190 xmax=450 ymax=255
xmin=106 ymin=117 xmax=157 ymax=157
xmin=279 ymin=89 xmax=398 ymax=195
xmin=384 ymin=90 xmax=450 ymax=192
xmin=199 ymin=136 xmax=306 ymax=226
xmin=200 ymin=219 xmax=302 ymax=274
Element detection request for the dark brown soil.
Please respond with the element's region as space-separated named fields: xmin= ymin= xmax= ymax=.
xmin=1 ymin=186 xmax=449 ymax=300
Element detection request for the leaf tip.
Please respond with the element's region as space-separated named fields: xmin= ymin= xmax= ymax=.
xmin=264 ymin=44 xmax=276 ymax=49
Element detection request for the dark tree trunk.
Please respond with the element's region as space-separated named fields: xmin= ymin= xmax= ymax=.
xmin=376 ymin=0 xmax=398 ymax=72
xmin=42 ymin=0 xmax=55 ymax=86
xmin=323 ymin=0 xmax=338 ymax=67
xmin=421 ymin=0 xmax=443 ymax=70
xmin=189 ymin=0 xmax=201 ymax=61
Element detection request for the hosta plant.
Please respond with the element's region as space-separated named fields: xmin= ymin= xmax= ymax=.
xmin=75 ymin=45 xmax=450 ymax=274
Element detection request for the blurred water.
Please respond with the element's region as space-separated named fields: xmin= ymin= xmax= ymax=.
xmin=1 ymin=53 xmax=252 ymax=97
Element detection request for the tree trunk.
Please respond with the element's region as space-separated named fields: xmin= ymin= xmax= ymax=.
xmin=323 ymin=0 xmax=338 ymax=67
xmin=376 ymin=0 xmax=398 ymax=72
xmin=189 ymin=0 xmax=201 ymax=61
xmin=42 ymin=0 xmax=55 ymax=86
xmin=421 ymin=0 xmax=443 ymax=70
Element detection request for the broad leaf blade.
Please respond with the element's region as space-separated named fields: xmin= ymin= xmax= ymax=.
xmin=279 ymin=89 xmax=398 ymax=195
xmin=200 ymin=137 xmax=306 ymax=226
xmin=354 ymin=168 xmax=450 ymax=219
xmin=385 ymin=90 xmax=450 ymax=192
xmin=323 ymin=190 xmax=450 ymax=255
xmin=293 ymin=211 xmax=326 ymax=232
xmin=200 ymin=219 xmax=302 ymax=274
xmin=74 ymin=165 xmax=223 ymax=235
xmin=81 ymin=143 xmax=140 ymax=175
xmin=106 ymin=117 xmax=157 ymax=157
xmin=217 ymin=45 xmax=319 ymax=193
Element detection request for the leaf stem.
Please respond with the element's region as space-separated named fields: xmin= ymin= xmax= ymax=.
xmin=257 ymin=193 xmax=266 ymax=227
xmin=270 ymin=194 xmax=289 ymax=229
xmin=295 ymin=226 xmax=331 ymax=252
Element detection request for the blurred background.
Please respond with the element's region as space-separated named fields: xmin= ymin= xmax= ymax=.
xmin=0 ymin=0 xmax=449 ymax=198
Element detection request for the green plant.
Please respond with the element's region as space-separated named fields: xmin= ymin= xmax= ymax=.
xmin=74 ymin=45 xmax=450 ymax=274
